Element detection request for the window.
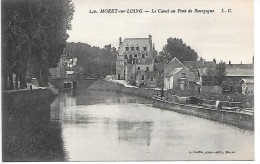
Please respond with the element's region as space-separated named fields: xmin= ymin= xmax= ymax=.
xmin=124 ymin=55 xmax=127 ymax=59
xmin=134 ymin=54 xmax=137 ymax=58
xmin=126 ymin=47 xmax=129 ymax=51
xmin=138 ymin=67 xmax=140 ymax=70
xmin=146 ymin=67 xmax=149 ymax=71
xmin=146 ymin=53 xmax=148 ymax=56
xmin=124 ymin=62 xmax=126 ymax=66
xmin=131 ymin=47 xmax=134 ymax=51
xmin=151 ymin=77 xmax=154 ymax=81
xmin=181 ymin=73 xmax=186 ymax=78
xmin=136 ymin=47 xmax=139 ymax=51
xmin=141 ymin=75 xmax=145 ymax=80
xmin=130 ymin=54 xmax=133 ymax=59
xmin=143 ymin=46 xmax=147 ymax=51
xmin=142 ymin=54 xmax=145 ymax=58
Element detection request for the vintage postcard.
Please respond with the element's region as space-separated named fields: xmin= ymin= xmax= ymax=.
xmin=1 ymin=0 xmax=258 ymax=162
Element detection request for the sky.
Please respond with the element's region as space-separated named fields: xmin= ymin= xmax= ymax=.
xmin=67 ymin=0 xmax=254 ymax=64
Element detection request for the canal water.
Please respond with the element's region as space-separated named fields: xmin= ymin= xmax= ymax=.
xmin=3 ymin=89 xmax=254 ymax=161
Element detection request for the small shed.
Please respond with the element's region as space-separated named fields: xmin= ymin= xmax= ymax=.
xmin=239 ymin=78 xmax=254 ymax=95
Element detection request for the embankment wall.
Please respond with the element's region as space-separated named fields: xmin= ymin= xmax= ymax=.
xmin=2 ymin=89 xmax=54 ymax=112
xmin=88 ymin=79 xmax=160 ymax=99
xmin=153 ymin=98 xmax=254 ymax=130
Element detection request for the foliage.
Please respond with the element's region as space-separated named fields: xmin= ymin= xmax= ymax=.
xmin=159 ymin=37 xmax=198 ymax=63
xmin=214 ymin=62 xmax=226 ymax=85
xmin=63 ymin=42 xmax=117 ymax=78
xmin=2 ymin=0 xmax=74 ymax=88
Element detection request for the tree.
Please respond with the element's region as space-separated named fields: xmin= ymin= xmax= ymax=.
xmin=63 ymin=42 xmax=117 ymax=78
xmin=2 ymin=0 xmax=74 ymax=89
xmin=205 ymin=65 xmax=215 ymax=85
xmin=159 ymin=37 xmax=198 ymax=63
xmin=214 ymin=61 xmax=226 ymax=85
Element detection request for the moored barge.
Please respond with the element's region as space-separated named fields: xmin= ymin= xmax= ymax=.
xmin=152 ymin=95 xmax=254 ymax=130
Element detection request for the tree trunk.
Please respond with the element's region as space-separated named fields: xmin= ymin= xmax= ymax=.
xmin=19 ymin=73 xmax=26 ymax=89
xmin=39 ymin=68 xmax=49 ymax=87
xmin=2 ymin=74 xmax=8 ymax=90
xmin=15 ymin=73 xmax=19 ymax=89
xmin=9 ymin=73 xmax=14 ymax=90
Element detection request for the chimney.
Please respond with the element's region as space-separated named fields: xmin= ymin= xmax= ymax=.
xmin=229 ymin=60 xmax=231 ymax=65
xmin=153 ymin=43 xmax=155 ymax=58
xmin=149 ymin=34 xmax=152 ymax=41
xmin=148 ymin=35 xmax=152 ymax=57
xmin=241 ymin=61 xmax=242 ymax=64
xmin=213 ymin=58 xmax=216 ymax=64
xmin=119 ymin=37 xmax=122 ymax=46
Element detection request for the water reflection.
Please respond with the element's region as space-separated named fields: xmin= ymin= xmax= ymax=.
xmin=117 ymin=121 xmax=152 ymax=146
xmin=3 ymin=89 xmax=254 ymax=161
xmin=52 ymin=90 xmax=253 ymax=161
xmin=2 ymin=102 xmax=66 ymax=161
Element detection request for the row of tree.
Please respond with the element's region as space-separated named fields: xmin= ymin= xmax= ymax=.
xmin=2 ymin=0 xmax=74 ymax=89
xmin=157 ymin=37 xmax=198 ymax=63
xmin=204 ymin=62 xmax=226 ymax=85
xmin=62 ymin=42 xmax=117 ymax=78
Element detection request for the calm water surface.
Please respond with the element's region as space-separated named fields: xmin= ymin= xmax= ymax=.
xmin=50 ymin=90 xmax=254 ymax=161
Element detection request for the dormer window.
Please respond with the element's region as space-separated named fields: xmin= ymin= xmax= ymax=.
xmin=124 ymin=55 xmax=128 ymax=59
xmin=134 ymin=54 xmax=137 ymax=58
xmin=143 ymin=46 xmax=147 ymax=51
xmin=136 ymin=47 xmax=139 ymax=51
xmin=131 ymin=47 xmax=134 ymax=51
xmin=130 ymin=54 xmax=133 ymax=59
xmin=126 ymin=47 xmax=129 ymax=51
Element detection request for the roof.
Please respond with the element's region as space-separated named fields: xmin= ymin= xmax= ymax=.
xmin=226 ymin=67 xmax=254 ymax=77
xmin=240 ymin=78 xmax=254 ymax=84
xmin=118 ymin=37 xmax=151 ymax=55
xmin=164 ymin=57 xmax=185 ymax=75
xmin=226 ymin=64 xmax=253 ymax=69
xmin=183 ymin=60 xmax=216 ymax=69
xmin=165 ymin=67 xmax=183 ymax=77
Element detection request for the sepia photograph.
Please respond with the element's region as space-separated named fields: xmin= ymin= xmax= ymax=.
xmin=1 ymin=0 xmax=258 ymax=162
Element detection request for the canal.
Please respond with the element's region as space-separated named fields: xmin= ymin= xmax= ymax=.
xmin=3 ymin=89 xmax=254 ymax=161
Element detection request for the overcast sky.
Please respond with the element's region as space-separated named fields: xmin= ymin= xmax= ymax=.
xmin=67 ymin=0 xmax=253 ymax=64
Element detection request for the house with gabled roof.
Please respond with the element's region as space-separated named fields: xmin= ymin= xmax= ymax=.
xmin=164 ymin=57 xmax=196 ymax=90
xmin=239 ymin=78 xmax=254 ymax=95
xmin=116 ymin=35 xmax=158 ymax=87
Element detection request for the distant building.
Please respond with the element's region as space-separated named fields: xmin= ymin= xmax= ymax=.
xmin=239 ymin=78 xmax=254 ymax=95
xmin=116 ymin=35 xmax=158 ymax=87
xmin=225 ymin=63 xmax=254 ymax=82
xmin=183 ymin=59 xmax=216 ymax=85
xmin=164 ymin=57 xmax=196 ymax=90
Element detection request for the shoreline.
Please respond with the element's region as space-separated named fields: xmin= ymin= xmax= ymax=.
xmin=88 ymin=79 xmax=254 ymax=130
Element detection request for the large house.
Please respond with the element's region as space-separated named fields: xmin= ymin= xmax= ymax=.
xmin=116 ymin=35 xmax=158 ymax=87
xmin=164 ymin=57 xmax=196 ymax=90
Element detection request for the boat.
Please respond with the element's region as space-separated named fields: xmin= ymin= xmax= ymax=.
xmin=152 ymin=95 xmax=254 ymax=130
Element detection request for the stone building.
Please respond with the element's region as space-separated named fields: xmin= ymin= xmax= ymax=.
xmin=116 ymin=35 xmax=158 ymax=87
xmin=164 ymin=57 xmax=196 ymax=90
